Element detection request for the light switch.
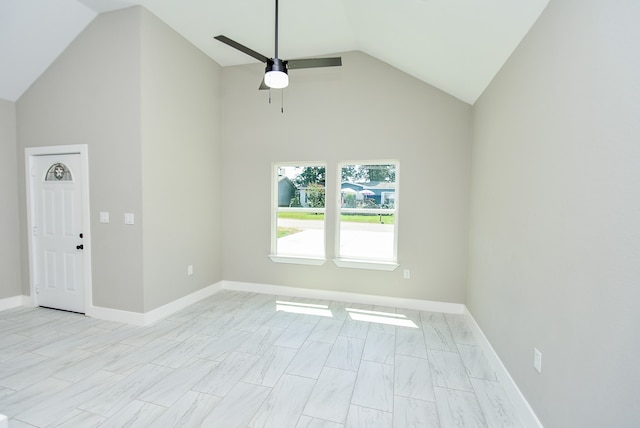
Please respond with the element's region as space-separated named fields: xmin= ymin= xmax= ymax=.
xmin=100 ymin=212 xmax=110 ymax=223
xmin=124 ymin=213 xmax=135 ymax=225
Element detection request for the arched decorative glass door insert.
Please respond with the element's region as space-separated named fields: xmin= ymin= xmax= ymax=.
xmin=45 ymin=163 xmax=73 ymax=181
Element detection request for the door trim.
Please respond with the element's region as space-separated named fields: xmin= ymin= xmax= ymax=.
xmin=25 ymin=144 xmax=93 ymax=313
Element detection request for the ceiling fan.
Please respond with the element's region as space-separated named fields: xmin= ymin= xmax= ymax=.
xmin=214 ymin=0 xmax=342 ymax=90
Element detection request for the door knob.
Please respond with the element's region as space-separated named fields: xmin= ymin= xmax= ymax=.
xmin=76 ymin=244 xmax=84 ymax=250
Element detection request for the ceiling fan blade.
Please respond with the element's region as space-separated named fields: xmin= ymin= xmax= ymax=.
xmin=214 ymin=35 xmax=269 ymax=63
xmin=259 ymin=77 xmax=269 ymax=90
xmin=286 ymin=57 xmax=342 ymax=69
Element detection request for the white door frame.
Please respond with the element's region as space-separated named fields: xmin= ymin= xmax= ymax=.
xmin=25 ymin=144 xmax=93 ymax=312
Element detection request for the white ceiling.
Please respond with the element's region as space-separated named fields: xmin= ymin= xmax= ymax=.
xmin=0 ymin=0 xmax=549 ymax=104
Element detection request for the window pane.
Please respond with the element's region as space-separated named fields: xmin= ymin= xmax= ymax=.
xmin=277 ymin=213 xmax=325 ymax=257
xmin=339 ymin=163 xmax=398 ymax=261
xmin=339 ymin=215 xmax=395 ymax=260
xmin=275 ymin=165 xmax=326 ymax=258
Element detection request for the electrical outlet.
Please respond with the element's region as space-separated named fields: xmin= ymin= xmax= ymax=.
xmin=534 ymin=348 xmax=542 ymax=373
xmin=187 ymin=265 xmax=193 ymax=275
xmin=403 ymin=269 xmax=411 ymax=279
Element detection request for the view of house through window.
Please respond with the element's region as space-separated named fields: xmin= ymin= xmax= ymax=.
xmin=273 ymin=164 xmax=326 ymax=258
xmin=338 ymin=162 xmax=398 ymax=262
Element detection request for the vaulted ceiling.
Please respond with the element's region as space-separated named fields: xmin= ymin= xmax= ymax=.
xmin=0 ymin=0 xmax=549 ymax=104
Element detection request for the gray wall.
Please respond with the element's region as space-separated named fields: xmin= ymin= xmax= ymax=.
xmin=222 ymin=51 xmax=472 ymax=303
xmin=16 ymin=7 xmax=223 ymax=313
xmin=467 ymin=0 xmax=640 ymax=426
xmin=0 ymin=99 xmax=21 ymax=300
xmin=17 ymin=8 xmax=144 ymax=312
xmin=139 ymin=8 xmax=223 ymax=312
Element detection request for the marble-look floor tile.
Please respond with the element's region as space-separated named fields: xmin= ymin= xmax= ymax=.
xmin=250 ymin=374 xmax=316 ymax=428
xmin=201 ymin=381 xmax=271 ymax=427
xmin=435 ymin=386 xmax=488 ymax=428
xmin=394 ymin=354 xmax=435 ymax=401
xmin=152 ymin=390 xmax=221 ymax=428
xmin=31 ymin=327 xmax=110 ymax=358
xmin=0 ymin=377 xmax=72 ymax=418
xmin=46 ymin=409 xmax=106 ymax=428
xmin=421 ymin=311 xmax=458 ymax=352
xmin=78 ymin=363 xmax=171 ymax=417
xmin=102 ymin=338 xmax=179 ymax=374
xmin=273 ymin=321 xmax=316 ymax=349
xmin=52 ymin=343 xmax=136 ymax=382
xmin=457 ymin=344 xmax=497 ymax=381
xmin=345 ymin=405 xmax=392 ymax=428
xmin=234 ymin=309 xmax=277 ymax=332
xmin=0 ymin=291 xmax=527 ymax=428
xmin=243 ymin=346 xmax=298 ymax=387
xmin=339 ymin=317 xmax=370 ymax=339
xmin=445 ymin=313 xmax=477 ymax=345
xmin=285 ymin=340 xmax=332 ymax=379
xmin=95 ymin=400 xmax=165 ymax=428
xmin=471 ymin=378 xmax=524 ymax=427
xmin=428 ymin=349 xmax=473 ymax=391
xmin=194 ymin=351 xmax=261 ymax=396
xmin=237 ymin=325 xmax=285 ymax=355
xmin=15 ymin=370 xmax=124 ymax=427
xmin=195 ymin=312 xmax=244 ymax=337
xmin=0 ymin=353 xmax=49 ymax=386
xmin=325 ymin=336 xmax=364 ymax=372
xmin=307 ymin=318 xmax=345 ymax=344
xmin=138 ymin=358 xmax=219 ymax=407
xmin=297 ymin=415 xmax=344 ymax=427
xmin=351 ymin=361 xmax=394 ymax=412
xmin=118 ymin=320 xmax=180 ymax=347
xmin=149 ymin=333 xmax=212 ymax=368
xmin=263 ymin=310 xmax=298 ymax=328
xmin=393 ymin=396 xmax=439 ymax=428
xmin=197 ymin=329 xmax=253 ymax=361
xmin=395 ymin=326 xmax=428 ymax=359
xmin=362 ymin=331 xmax=395 ymax=364
xmin=303 ymin=367 xmax=358 ymax=423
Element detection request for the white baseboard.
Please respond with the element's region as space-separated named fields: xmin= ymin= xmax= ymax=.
xmin=464 ymin=307 xmax=543 ymax=428
xmin=86 ymin=304 xmax=146 ymax=325
xmin=0 ymin=295 xmax=29 ymax=311
xmin=142 ymin=281 xmax=224 ymax=325
xmin=86 ymin=282 xmax=224 ymax=326
xmin=222 ymin=280 xmax=465 ymax=314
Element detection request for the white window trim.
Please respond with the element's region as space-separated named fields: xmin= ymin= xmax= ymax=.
xmin=270 ymin=162 xmax=327 ymax=263
xmin=332 ymin=258 xmax=399 ymax=271
xmin=334 ymin=160 xmax=400 ymax=270
xmin=269 ymin=255 xmax=326 ymax=266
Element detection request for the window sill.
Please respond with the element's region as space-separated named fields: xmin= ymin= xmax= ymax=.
xmin=269 ymin=255 xmax=326 ymax=266
xmin=332 ymin=258 xmax=399 ymax=271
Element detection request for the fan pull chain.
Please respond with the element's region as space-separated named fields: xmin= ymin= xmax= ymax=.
xmin=281 ymin=89 xmax=284 ymax=113
xmin=268 ymin=88 xmax=272 ymax=104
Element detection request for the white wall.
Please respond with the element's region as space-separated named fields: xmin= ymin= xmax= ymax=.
xmin=467 ymin=0 xmax=640 ymax=426
xmin=221 ymin=51 xmax=472 ymax=303
xmin=0 ymin=99 xmax=21 ymax=300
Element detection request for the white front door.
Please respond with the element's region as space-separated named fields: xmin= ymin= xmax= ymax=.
xmin=33 ymin=153 xmax=85 ymax=313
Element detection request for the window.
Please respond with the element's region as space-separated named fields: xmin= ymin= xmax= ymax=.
xmin=270 ymin=163 xmax=326 ymax=264
xmin=335 ymin=161 xmax=399 ymax=270
xmin=45 ymin=163 xmax=72 ymax=181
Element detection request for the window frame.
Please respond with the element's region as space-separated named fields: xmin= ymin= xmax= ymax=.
xmin=333 ymin=160 xmax=400 ymax=271
xmin=269 ymin=162 xmax=327 ymax=266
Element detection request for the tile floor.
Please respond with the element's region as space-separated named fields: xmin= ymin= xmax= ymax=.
xmin=0 ymin=290 xmax=523 ymax=427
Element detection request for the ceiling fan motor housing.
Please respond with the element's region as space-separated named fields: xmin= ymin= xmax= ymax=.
xmin=265 ymin=58 xmax=289 ymax=89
